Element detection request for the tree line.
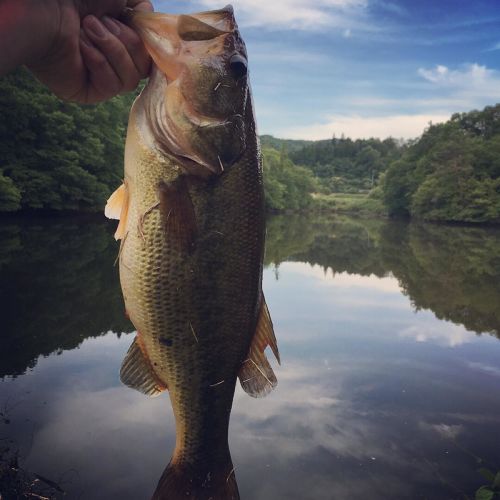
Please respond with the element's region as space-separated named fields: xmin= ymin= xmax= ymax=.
xmin=382 ymin=106 xmax=500 ymax=223
xmin=263 ymin=105 xmax=500 ymax=223
xmin=289 ymin=135 xmax=403 ymax=192
xmin=0 ymin=68 xmax=318 ymax=214
xmin=0 ymin=68 xmax=134 ymax=212
xmin=1 ymin=67 xmax=500 ymax=223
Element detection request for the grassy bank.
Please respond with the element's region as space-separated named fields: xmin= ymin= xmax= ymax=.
xmin=312 ymin=193 xmax=388 ymax=217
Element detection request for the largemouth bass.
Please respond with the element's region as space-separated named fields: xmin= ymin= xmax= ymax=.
xmin=105 ymin=6 xmax=280 ymax=499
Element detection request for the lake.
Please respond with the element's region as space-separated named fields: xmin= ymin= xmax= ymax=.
xmin=1 ymin=214 xmax=500 ymax=500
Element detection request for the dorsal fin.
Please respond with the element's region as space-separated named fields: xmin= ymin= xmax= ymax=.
xmin=120 ymin=334 xmax=167 ymax=397
xmin=105 ymin=182 xmax=129 ymax=240
xmin=238 ymin=296 xmax=280 ymax=398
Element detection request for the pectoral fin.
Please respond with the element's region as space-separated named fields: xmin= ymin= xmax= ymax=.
xmin=120 ymin=334 xmax=167 ymax=397
xmin=238 ymin=296 xmax=280 ymax=398
xmin=105 ymin=182 xmax=129 ymax=240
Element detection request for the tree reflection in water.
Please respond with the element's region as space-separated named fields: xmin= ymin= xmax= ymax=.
xmin=0 ymin=216 xmax=133 ymax=378
xmin=265 ymin=215 xmax=500 ymax=339
xmin=1 ymin=214 xmax=499 ymax=379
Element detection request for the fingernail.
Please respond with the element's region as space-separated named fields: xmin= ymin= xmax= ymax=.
xmin=102 ymin=16 xmax=121 ymax=36
xmin=84 ymin=16 xmax=107 ymax=39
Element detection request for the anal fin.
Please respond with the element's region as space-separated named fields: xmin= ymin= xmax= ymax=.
xmin=120 ymin=334 xmax=167 ymax=397
xmin=238 ymin=296 xmax=280 ymax=398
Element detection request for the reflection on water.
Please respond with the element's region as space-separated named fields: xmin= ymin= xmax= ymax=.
xmin=1 ymin=214 xmax=500 ymax=499
xmin=266 ymin=215 xmax=500 ymax=338
xmin=0 ymin=217 xmax=134 ymax=379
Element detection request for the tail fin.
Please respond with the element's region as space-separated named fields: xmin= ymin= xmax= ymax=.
xmin=152 ymin=461 xmax=239 ymax=500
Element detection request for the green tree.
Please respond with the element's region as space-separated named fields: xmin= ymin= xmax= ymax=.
xmin=0 ymin=173 xmax=21 ymax=211
xmin=0 ymin=67 xmax=135 ymax=213
xmin=382 ymin=104 xmax=500 ymax=223
xmin=262 ymin=146 xmax=316 ymax=212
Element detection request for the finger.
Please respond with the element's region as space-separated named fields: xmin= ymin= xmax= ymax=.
xmin=80 ymin=30 xmax=122 ymax=101
xmin=127 ymin=1 xmax=154 ymax=12
xmin=82 ymin=15 xmax=141 ymax=93
xmin=104 ymin=17 xmax=150 ymax=78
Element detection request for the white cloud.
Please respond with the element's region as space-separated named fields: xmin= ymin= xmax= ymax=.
xmin=278 ymin=63 xmax=500 ymax=141
xmin=277 ymin=113 xmax=450 ymax=140
xmin=399 ymin=323 xmax=474 ymax=347
xmin=487 ymin=41 xmax=500 ymax=51
xmin=418 ymin=63 xmax=494 ymax=87
xmin=194 ymin=0 xmax=367 ymax=30
xmin=418 ymin=64 xmax=451 ymax=83
xmin=377 ymin=2 xmax=407 ymax=16
xmin=281 ymin=263 xmax=402 ymax=293
xmin=467 ymin=361 xmax=500 ymax=377
xmin=419 ymin=422 xmax=464 ymax=440
xmin=417 ymin=63 xmax=500 ymax=106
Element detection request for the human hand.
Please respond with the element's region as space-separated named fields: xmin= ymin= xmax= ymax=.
xmin=26 ymin=0 xmax=153 ymax=103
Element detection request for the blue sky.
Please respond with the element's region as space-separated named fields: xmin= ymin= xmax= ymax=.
xmin=153 ymin=0 xmax=500 ymax=140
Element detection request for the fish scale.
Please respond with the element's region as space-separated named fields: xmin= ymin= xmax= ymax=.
xmin=120 ymin=98 xmax=264 ymax=465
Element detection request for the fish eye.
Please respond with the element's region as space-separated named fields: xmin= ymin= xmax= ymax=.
xmin=177 ymin=15 xmax=227 ymax=41
xmin=229 ymin=54 xmax=248 ymax=79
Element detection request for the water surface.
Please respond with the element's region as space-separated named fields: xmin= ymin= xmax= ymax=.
xmin=1 ymin=215 xmax=500 ymax=499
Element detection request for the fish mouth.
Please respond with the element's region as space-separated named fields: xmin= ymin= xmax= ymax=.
xmin=119 ymin=8 xmax=233 ymax=84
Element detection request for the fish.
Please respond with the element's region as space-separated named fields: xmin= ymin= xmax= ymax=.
xmin=104 ymin=5 xmax=280 ymax=500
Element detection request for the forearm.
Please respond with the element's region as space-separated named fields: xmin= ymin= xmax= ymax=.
xmin=0 ymin=0 xmax=57 ymax=76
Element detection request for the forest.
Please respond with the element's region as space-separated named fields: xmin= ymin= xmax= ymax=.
xmin=1 ymin=67 xmax=500 ymax=223
xmin=382 ymin=107 xmax=500 ymax=223
xmin=264 ymin=108 xmax=500 ymax=223
xmin=0 ymin=68 xmax=134 ymax=213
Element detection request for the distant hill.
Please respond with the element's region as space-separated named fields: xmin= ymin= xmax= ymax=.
xmin=259 ymin=135 xmax=313 ymax=153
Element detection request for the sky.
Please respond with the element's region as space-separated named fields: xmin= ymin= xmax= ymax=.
xmin=152 ymin=0 xmax=500 ymax=140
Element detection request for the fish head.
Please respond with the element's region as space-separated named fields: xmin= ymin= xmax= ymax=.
xmin=128 ymin=6 xmax=249 ymax=176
